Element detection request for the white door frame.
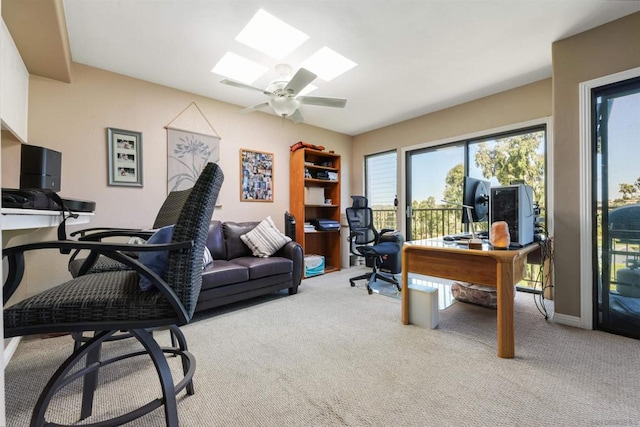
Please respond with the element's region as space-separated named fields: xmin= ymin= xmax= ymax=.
xmin=578 ymin=66 xmax=640 ymax=329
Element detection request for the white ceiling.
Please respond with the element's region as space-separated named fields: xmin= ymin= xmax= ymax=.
xmin=62 ymin=1 xmax=640 ymax=136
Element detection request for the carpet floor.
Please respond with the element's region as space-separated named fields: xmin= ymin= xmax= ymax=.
xmin=5 ymin=266 xmax=640 ymax=426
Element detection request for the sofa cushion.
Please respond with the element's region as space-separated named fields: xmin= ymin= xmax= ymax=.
xmin=231 ymin=256 xmax=293 ymax=280
xmin=207 ymin=221 xmax=226 ymax=260
xmin=201 ymin=260 xmax=250 ymax=290
xmin=240 ymin=216 xmax=292 ymax=258
xmin=222 ymin=222 xmax=256 ymax=260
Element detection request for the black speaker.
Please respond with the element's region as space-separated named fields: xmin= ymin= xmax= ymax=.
xmin=20 ymin=144 xmax=61 ymax=192
xmin=284 ymin=211 xmax=296 ymax=242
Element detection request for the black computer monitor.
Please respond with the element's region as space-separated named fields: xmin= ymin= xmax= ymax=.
xmin=462 ymin=176 xmax=490 ymax=223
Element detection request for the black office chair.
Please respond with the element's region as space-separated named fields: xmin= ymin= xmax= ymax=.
xmin=346 ymin=196 xmax=401 ymax=295
xmin=3 ymin=162 xmax=224 ymax=427
xmin=67 ymin=187 xmax=193 ymax=277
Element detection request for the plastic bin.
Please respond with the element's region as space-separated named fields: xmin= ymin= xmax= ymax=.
xmin=408 ymin=283 xmax=439 ymax=329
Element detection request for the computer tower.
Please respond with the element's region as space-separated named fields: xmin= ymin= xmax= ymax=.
xmin=20 ymin=144 xmax=61 ymax=191
xmin=490 ymin=184 xmax=534 ymax=246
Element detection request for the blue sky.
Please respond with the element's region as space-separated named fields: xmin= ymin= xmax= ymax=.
xmin=604 ymin=93 xmax=640 ymax=199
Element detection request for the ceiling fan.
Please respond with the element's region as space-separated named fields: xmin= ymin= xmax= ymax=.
xmin=220 ymin=64 xmax=347 ymax=124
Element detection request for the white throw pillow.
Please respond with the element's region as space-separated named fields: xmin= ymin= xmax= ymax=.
xmin=240 ymin=216 xmax=292 ymax=258
xmin=203 ymin=246 xmax=213 ymax=269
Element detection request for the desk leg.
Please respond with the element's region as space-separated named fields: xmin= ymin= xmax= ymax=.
xmin=496 ymin=259 xmax=515 ymax=358
xmin=401 ymin=247 xmax=409 ymax=325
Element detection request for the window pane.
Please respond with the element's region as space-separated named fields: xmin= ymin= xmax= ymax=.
xmin=365 ymin=151 xmax=397 ymax=230
xmin=408 ymin=144 xmax=465 ymax=239
xmin=468 ymin=129 xmax=546 ymax=211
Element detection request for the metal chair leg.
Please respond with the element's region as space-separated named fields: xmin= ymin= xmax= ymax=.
xmin=30 ymin=327 xmax=195 ymax=427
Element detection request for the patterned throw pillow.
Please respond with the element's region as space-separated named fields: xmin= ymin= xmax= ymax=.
xmin=240 ymin=216 xmax=291 ymax=258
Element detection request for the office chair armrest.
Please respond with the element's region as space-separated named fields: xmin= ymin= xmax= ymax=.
xmin=3 ymin=239 xmax=193 ymax=321
xmin=379 ymin=228 xmax=395 ymax=235
xmin=348 ymin=231 xmax=364 ymax=240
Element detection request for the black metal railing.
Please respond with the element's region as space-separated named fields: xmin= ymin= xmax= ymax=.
xmin=371 ymin=207 xmax=541 ymax=289
xmin=372 ymin=207 xmax=473 ymax=239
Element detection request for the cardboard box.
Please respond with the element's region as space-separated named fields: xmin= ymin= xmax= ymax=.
xmin=304 ymin=187 xmax=325 ymax=205
xmin=304 ymin=255 xmax=325 ymax=277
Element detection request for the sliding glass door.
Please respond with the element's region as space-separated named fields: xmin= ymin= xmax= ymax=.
xmin=406 ymin=144 xmax=465 ymax=241
xmin=593 ymin=76 xmax=640 ymax=338
xmin=405 ymin=127 xmax=546 ymax=242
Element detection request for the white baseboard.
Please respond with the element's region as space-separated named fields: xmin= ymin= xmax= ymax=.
xmin=4 ymin=337 xmax=21 ymax=368
xmin=552 ymin=313 xmax=588 ymax=329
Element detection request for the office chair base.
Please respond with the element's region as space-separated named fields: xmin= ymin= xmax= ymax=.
xmin=350 ymin=271 xmax=401 ymax=295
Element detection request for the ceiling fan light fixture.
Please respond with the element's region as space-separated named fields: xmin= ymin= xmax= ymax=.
xmin=269 ymin=97 xmax=300 ymax=117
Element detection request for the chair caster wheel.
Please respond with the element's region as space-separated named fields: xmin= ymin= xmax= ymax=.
xmin=350 ymin=281 xmax=355 ymax=287
xmin=367 ymin=288 xmax=373 ymax=295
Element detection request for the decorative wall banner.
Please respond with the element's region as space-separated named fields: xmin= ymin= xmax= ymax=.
xmin=167 ymin=129 xmax=220 ymax=191
xmin=166 ymin=102 xmax=221 ymax=192
xmin=240 ymin=148 xmax=274 ymax=202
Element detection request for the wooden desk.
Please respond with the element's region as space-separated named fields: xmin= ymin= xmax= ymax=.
xmin=401 ymin=239 xmax=539 ymax=358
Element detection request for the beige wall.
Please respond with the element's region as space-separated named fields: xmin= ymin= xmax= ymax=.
xmin=552 ymin=12 xmax=640 ymax=317
xmin=352 ymin=11 xmax=640 ymax=322
xmin=351 ymin=78 xmax=552 ymax=196
xmin=2 ymin=62 xmax=352 ymax=298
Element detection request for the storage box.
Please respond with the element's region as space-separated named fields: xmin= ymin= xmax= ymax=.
xmin=304 ymin=255 xmax=325 ymax=277
xmin=408 ymin=284 xmax=439 ymax=329
xmin=305 ymin=187 xmax=325 ymax=205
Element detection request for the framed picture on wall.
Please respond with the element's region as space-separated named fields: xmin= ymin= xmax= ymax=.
xmin=107 ymin=127 xmax=143 ymax=187
xmin=240 ymin=148 xmax=273 ymax=202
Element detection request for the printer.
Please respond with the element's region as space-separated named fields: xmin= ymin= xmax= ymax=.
xmin=310 ymin=218 xmax=340 ymax=231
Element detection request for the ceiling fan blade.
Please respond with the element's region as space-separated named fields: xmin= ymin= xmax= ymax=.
xmin=220 ymin=79 xmax=270 ymax=95
xmin=239 ymin=102 xmax=269 ymax=114
xmin=297 ymin=96 xmax=347 ymax=108
xmin=283 ymin=68 xmax=317 ymax=96
xmin=289 ymin=109 xmax=305 ymax=124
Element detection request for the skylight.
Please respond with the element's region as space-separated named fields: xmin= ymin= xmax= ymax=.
xmin=235 ymin=9 xmax=309 ymax=60
xmin=211 ymin=52 xmax=268 ymax=84
xmin=300 ymin=47 xmax=357 ymax=81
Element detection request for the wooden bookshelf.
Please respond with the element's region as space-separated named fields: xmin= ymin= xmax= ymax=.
xmin=290 ymin=148 xmax=341 ymax=276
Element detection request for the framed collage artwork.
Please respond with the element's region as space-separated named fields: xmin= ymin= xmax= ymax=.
xmin=240 ymin=148 xmax=273 ymax=202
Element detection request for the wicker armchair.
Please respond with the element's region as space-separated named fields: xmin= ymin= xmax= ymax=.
xmin=3 ymin=162 xmax=224 ymax=427
xmin=67 ymin=187 xmax=192 ymax=277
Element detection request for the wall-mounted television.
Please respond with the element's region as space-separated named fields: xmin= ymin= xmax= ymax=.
xmin=462 ymin=176 xmax=490 ymax=223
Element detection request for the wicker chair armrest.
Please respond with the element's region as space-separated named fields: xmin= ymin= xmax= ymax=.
xmin=76 ymin=229 xmax=155 ymax=242
xmin=68 ymin=229 xmax=155 ymax=266
xmin=3 ymin=240 xmax=193 ymax=322
xmin=70 ymin=226 xmax=143 ymax=238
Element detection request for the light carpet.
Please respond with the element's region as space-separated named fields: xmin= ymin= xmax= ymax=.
xmin=5 ymin=266 xmax=640 ymax=426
